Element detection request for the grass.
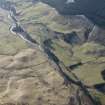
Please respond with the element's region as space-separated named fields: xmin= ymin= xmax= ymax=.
xmin=0 ymin=36 xmax=28 ymax=55
xmin=73 ymin=42 xmax=105 ymax=62
xmin=72 ymin=42 xmax=105 ymax=85
xmin=17 ymin=2 xmax=81 ymax=34
xmin=73 ymin=63 xmax=105 ymax=85
xmin=52 ymin=39 xmax=81 ymax=66
xmin=92 ymin=90 xmax=105 ymax=105
xmin=0 ymin=9 xmax=28 ymax=55
xmin=19 ymin=3 xmax=52 ymax=23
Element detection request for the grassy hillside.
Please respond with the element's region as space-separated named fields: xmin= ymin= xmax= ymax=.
xmin=0 ymin=0 xmax=105 ymax=105
xmin=19 ymin=1 xmax=105 ymax=103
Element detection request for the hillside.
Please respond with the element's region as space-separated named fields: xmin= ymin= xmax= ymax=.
xmin=0 ymin=0 xmax=105 ymax=105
